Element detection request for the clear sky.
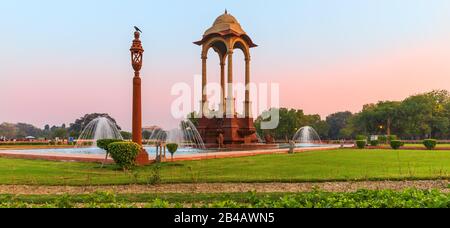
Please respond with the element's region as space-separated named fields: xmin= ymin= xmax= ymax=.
xmin=1 ymin=0 xmax=450 ymax=130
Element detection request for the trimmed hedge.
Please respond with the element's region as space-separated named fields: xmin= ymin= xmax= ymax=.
xmin=356 ymin=135 xmax=367 ymax=141
xmin=390 ymin=140 xmax=404 ymax=150
xmin=388 ymin=135 xmax=398 ymax=142
xmin=370 ymin=140 xmax=379 ymax=146
xmin=423 ymin=139 xmax=437 ymax=150
xmin=108 ymin=142 xmax=141 ymax=170
xmin=356 ymin=140 xmax=366 ymax=149
xmin=166 ymin=143 xmax=179 ymax=160
xmin=378 ymin=136 xmax=387 ymax=144
xmin=97 ymin=139 xmax=123 ymax=152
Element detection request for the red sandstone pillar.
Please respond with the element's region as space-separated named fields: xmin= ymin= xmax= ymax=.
xmin=130 ymin=31 xmax=149 ymax=165
xmin=201 ymin=56 xmax=208 ymax=117
xmin=220 ymin=61 xmax=226 ymax=117
xmin=245 ymin=57 xmax=251 ymax=118
xmin=226 ymin=50 xmax=235 ymax=117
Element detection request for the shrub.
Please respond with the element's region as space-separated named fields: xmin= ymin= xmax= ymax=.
xmin=356 ymin=135 xmax=367 ymax=141
xmin=390 ymin=140 xmax=403 ymax=150
xmin=356 ymin=140 xmax=366 ymax=149
xmin=166 ymin=143 xmax=179 ymax=161
xmin=387 ymin=135 xmax=398 ymax=142
xmin=370 ymin=140 xmax=379 ymax=147
xmin=148 ymin=165 xmax=162 ymax=185
xmin=378 ymin=135 xmax=387 ymax=144
xmin=423 ymin=139 xmax=437 ymax=150
xmin=108 ymin=142 xmax=141 ymax=170
xmin=97 ymin=139 xmax=123 ymax=152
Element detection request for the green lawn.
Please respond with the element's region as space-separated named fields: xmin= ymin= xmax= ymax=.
xmin=0 ymin=149 xmax=448 ymax=185
xmin=402 ymin=144 xmax=450 ymax=148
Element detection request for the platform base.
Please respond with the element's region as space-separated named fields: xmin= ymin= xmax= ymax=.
xmin=135 ymin=148 xmax=150 ymax=166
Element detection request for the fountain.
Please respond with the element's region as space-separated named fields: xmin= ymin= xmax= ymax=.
xmin=148 ymin=119 xmax=206 ymax=150
xmin=76 ymin=117 xmax=123 ymax=148
xmin=292 ymin=126 xmax=322 ymax=146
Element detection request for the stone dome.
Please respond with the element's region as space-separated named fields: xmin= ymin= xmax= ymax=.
xmin=203 ymin=11 xmax=246 ymax=36
xmin=194 ymin=10 xmax=257 ymax=48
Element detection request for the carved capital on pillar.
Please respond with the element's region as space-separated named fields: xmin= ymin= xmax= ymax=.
xmin=227 ymin=49 xmax=234 ymax=55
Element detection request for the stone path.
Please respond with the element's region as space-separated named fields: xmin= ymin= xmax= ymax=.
xmin=0 ymin=180 xmax=447 ymax=195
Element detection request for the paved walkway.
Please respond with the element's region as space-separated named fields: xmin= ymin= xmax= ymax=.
xmin=0 ymin=180 xmax=447 ymax=195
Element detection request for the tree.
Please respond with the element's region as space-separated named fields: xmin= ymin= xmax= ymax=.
xmin=326 ymin=112 xmax=353 ymax=139
xmin=142 ymin=130 xmax=152 ymax=140
xmin=120 ymin=131 xmax=132 ymax=140
xmin=255 ymin=108 xmax=328 ymax=141
xmin=255 ymin=108 xmax=298 ymax=141
xmin=68 ymin=113 xmax=121 ymax=138
xmin=302 ymin=114 xmax=329 ymax=139
xmin=400 ymin=94 xmax=434 ymax=139
xmin=52 ymin=128 xmax=68 ymax=140
xmin=0 ymin=123 xmax=18 ymax=139
xmin=187 ymin=112 xmax=200 ymax=127
xmin=15 ymin=123 xmax=43 ymax=138
xmin=0 ymin=123 xmax=43 ymax=139
xmin=351 ymin=101 xmax=401 ymax=137
xmin=374 ymin=101 xmax=401 ymax=136
xmin=425 ymin=90 xmax=450 ymax=138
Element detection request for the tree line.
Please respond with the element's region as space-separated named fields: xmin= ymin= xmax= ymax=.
xmin=0 ymin=113 xmax=131 ymax=141
xmin=2 ymin=90 xmax=449 ymax=141
xmin=255 ymin=90 xmax=450 ymax=140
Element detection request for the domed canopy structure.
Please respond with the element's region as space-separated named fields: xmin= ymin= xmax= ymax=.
xmin=194 ymin=10 xmax=257 ymax=48
xmin=194 ymin=10 xmax=259 ymax=146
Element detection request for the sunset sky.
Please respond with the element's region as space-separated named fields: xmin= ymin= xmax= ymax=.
xmin=1 ymin=0 xmax=450 ymax=130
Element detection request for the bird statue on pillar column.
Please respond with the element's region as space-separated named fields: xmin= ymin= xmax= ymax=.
xmin=134 ymin=26 xmax=142 ymax=33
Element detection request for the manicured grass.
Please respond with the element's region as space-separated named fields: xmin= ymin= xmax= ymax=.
xmin=402 ymin=144 xmax=450 ymax=148
xmin=0 ymin=190 xmax=448 ymax=208
xmin=0 ymin=149 xmax=448 ymax=185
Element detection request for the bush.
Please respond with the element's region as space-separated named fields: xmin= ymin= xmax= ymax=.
xmin=390 ymin=140 xmax=404 ymax=150
xmin=166 ymin=143 xmax=179 ymax=161
xmin=423 ymin=139 xmax=437 ymax=150
xmin=378 ymin=135 xmax=387 ymax=144
xmin=370 ymin=140 xmax=379 ymax=147
xmin=108 ymin=142 xmax=141 ymax=170
xmin=356 ymin=140 xmax=366 ymax=149
xmin=356 ymin=135 xmax=367 ymax=141
xmin=387 ymin=135 xmax=398 ymax=142
xmin=97 ymin=139 xmax=123 ymax=152
xmin=148 ymin=165 xmax=162 ymax=185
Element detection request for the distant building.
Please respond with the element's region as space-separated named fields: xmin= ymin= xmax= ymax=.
xmin=143 ymin=126 xmax=161 ymax=132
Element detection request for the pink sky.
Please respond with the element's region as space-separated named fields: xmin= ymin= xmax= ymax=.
xmin=1 ymin=1 xmax=450 ymax=131
xmin=1 ymin=38 xmax=450 ymax=131
xmin=279 ymin=39 xmax=450 ymax=118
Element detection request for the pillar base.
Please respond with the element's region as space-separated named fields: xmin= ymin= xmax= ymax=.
xmin=135 ymin=148 xmax=150 ymax=166
xmin=197 ymin=116 xmax=258 ymax=145
xmin=225 ymin=98 xmax=236 ymax=118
